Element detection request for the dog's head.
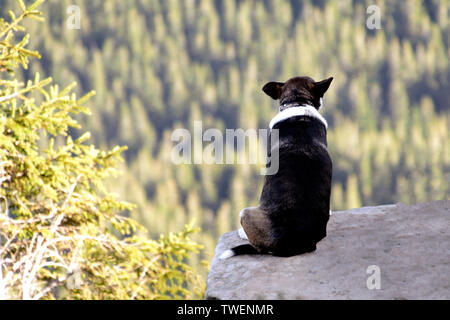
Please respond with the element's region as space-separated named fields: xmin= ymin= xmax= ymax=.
xmin=262 ymin=76 xmax=333 ymax=111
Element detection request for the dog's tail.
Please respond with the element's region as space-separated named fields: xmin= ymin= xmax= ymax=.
xmin=218 ymin=244 xmax=259 ymax=259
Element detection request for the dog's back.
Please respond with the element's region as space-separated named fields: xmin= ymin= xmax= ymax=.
xmin=260 ymin=116 xmax=332 ymax=256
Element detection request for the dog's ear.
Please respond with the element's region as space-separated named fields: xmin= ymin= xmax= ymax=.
xmin=313 ymin=77 xmax=333 ymax=98
xmin=262 ymin=82 xmax=284 ymax=100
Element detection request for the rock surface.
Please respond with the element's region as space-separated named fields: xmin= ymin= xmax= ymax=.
xmin=205 ymin=201 xmax=450 ymax=300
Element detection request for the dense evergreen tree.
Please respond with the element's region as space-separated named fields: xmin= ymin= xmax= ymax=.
xmin=0 ymin=1 xmax=203 ymax=299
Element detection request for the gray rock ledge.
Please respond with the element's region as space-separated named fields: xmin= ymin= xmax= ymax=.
xmin=205 ymin=201 xmax=450 ymax=300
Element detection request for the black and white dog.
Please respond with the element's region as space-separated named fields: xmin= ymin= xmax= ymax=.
xmin=220 ymin=76 xmax=333 ymax=259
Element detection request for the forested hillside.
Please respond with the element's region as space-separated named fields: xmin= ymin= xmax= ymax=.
xmin=3 ymin=0 xmax=449 ymax=275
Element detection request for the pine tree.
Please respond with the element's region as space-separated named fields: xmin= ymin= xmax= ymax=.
xmin=0 ymin=0 xmax=203 ymax=300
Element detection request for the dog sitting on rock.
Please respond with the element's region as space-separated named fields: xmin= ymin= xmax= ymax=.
xmin=220 ymin=76 xmax=333 ymax=258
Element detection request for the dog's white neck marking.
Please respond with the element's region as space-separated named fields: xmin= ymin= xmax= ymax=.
xmin=269 ymin=104 xmax=328 ymax=130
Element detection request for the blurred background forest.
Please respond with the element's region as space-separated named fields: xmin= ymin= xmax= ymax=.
xmin=2 ymin=0 xmax=449 ymax=278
